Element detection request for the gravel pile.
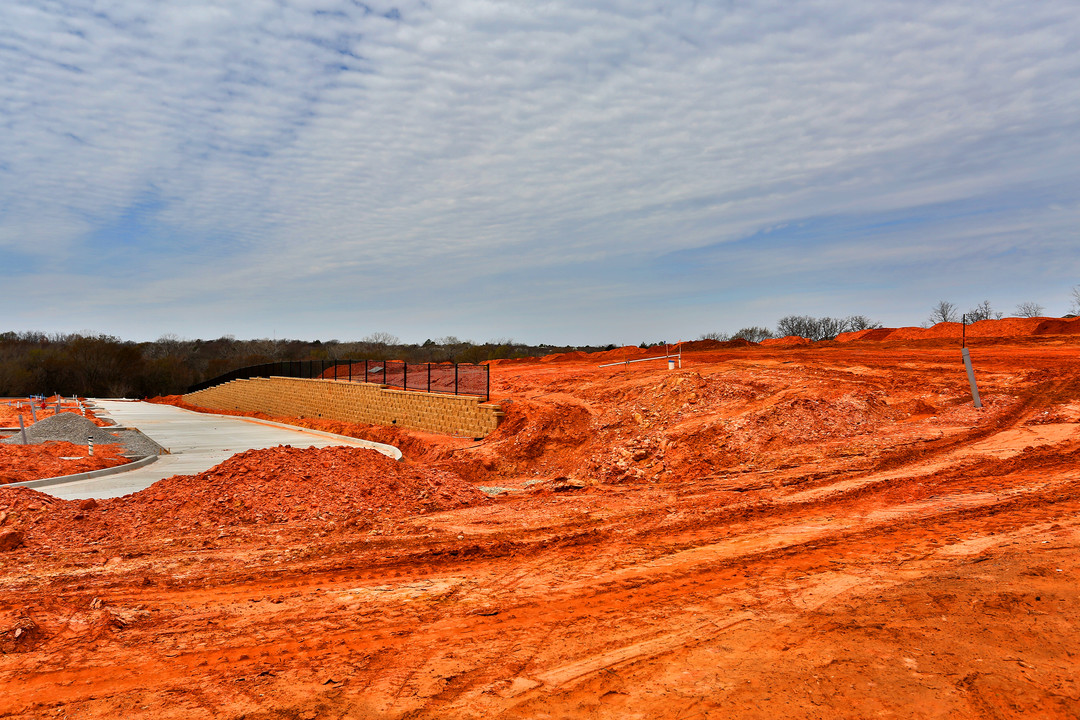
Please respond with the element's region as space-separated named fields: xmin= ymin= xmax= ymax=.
xmin=0 ymin=413 xmax=163 ymax=457
xmin=112 ymin=429 xmax=165 ymax=457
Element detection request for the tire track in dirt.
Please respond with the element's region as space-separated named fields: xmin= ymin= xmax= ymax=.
xmin=6 ymin=465 xmax=1077 ymax=718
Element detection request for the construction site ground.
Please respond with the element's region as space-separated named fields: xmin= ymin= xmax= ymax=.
xmin=2 ymin=333 xmax=1080 ymax=718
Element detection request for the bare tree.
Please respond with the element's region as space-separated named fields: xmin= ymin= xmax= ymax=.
xmin=816 ymin=317 xmax=849 ymax=340
xmin=965 ymin=300 xmax=1002 ymax=322
xmin=844 ymin=315 xmax=883 ymax=331
xmin=732 ymin=326 xmax=774 ymax=342
xmin=776 ymin=315 xmax=819 ymax=339
xmin=928 ymin=301 xmax=959 ymax=324
xmin=1015 ymin=301 xmax=1045 ymax=318
xmin=1071 ymin=285 xmax=1080 ymax=314
xmin=776 ymin=315 xmax=865 ymax=341
xmin=360 ymin=331 xmax=400 ymax=346
xmin=699 ymin=331 xmax=731 ymax=341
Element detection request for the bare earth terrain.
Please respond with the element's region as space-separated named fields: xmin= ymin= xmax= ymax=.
xmin=2 ymin=332 xmax=1080 ymax=719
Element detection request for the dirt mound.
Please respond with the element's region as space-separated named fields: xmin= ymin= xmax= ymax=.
xmin=1035 ymin=318 xmax=1080 ymax=335
xmin=0 ymin=441 xmax=129 ymax=484
xmin=835 ymin=328 xmax=896 ymax=342
xmin=131 ymin=445 xmax=487 ymax=526
xmin=679 ymin=339 xmax=756 ymax=351
xmin=0 ymin=446 xmax=488 ymax=547
xmin=538 ymin=351 xmax=589 ymax=363
xmin=760 ymin=335 xmax=811 ymax=346
xmin=591 ymin=345 xmax=655 ymax=362
xmin=854 ymin=317 xmax=1080 ymax=343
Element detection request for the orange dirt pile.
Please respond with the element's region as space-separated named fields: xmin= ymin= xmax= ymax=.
xmin=4 ymin=337 xmax=1080 ymax=719
xmin=759 ymin=334 xmax=811 ymax=346
xmin=833 ymin=316 xmax=1080 ymax=343
xmin=0 ymin=442 xmax=129 ymax=485
xmin=0 ymin=398 xmax=109 ymax=428
xmin=0 ymin=446 xmax=486 ymax=551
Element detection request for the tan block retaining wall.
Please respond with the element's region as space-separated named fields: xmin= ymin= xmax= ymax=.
xmin=184 ymin=377 xmax=504 ymax=438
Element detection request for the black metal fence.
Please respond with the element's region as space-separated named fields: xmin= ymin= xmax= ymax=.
xmin=187 ymin=359 xmax=489 ymax=400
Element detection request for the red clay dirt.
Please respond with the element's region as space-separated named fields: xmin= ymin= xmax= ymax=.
xmin=1 ymin=398 xmax=128 ymax=484
xmin=0 ymin=442 xmax=130 ymax=485
xmin=0 ymin=397 xmax=109 ymax=428
xmin=3 ymin=326 xmax=1080 ymax=718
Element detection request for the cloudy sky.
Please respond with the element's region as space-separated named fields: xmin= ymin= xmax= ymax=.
xmin=3 ymin=0 xmax=1079 ymax=345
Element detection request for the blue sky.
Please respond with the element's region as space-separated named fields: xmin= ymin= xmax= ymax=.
xmin=3 ymin=0 xmax=1079 ymax=345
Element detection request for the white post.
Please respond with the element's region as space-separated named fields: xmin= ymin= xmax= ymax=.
xmin=962 ymin=348 xmax=982 ymax=409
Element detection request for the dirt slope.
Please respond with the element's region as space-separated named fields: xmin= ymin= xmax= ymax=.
xmin=2 ymin=337 xmax=1080 ymax=718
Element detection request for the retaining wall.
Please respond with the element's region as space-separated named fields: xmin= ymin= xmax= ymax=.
xmin=184 ymin=377 xmax=504 ymax=438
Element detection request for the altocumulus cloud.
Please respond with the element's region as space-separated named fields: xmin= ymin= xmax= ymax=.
xmin=2 ymin=0 xmax=1080 ymax=342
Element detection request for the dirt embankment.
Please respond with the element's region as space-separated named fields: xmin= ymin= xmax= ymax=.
xmin=3 ymin=338 xmax=1080 ymax=719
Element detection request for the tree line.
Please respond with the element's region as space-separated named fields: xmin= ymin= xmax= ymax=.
xmin=5 ymin=288 xmax=1077 ymax=397
xmin=0 ymin=332 xmax=614 ymax=398
xmin=700 ymin=314 xmax=883 ymax=343
xmin=699 ymin=288 xmax=1080 ymax=345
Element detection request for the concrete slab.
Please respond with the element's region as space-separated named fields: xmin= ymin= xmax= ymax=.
xmin=19 ymin=400 xmax=400 ymax=500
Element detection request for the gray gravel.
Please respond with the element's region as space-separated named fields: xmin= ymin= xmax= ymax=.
xmin=0 ymin=412 xmax=163 ymax=457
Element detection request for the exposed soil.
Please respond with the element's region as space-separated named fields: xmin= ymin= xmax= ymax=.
xmin=0 ymin=442 xmax=130 ymax=485
xmin=0 ymin=400 xmax=132 ymax=484
xmin=0 ymin=397 xmax=109 ymax=429
xmin=3 ymin=327 xmax=1080 ymax=719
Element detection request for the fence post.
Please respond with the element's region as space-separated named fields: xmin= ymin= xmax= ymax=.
xmin=383 ymin=361 xmax=387 ymax=385
xmin=403 ymin=362 xmax=408 ymax=391
xmin=427 ymin=363 xmax=432 ymax=392
xmin=455 ymin=363 xmax=459 ymax=396
xmin=486 ymin=365 xmax=490 ymax=401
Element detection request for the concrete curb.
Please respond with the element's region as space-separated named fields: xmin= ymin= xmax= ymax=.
xmin=11 ymin=454 xmax=160 ymax=490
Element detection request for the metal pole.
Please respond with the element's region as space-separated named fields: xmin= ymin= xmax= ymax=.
xmin=455 ymin=363 xmax=459 ymax=396
xmin=427 ymin=363 xmax=432 ymax=392
xmin=18 ymin=415 xmax=27 ymax=445
xmin=403 ymin=362 xmax=408 ymax=391
xmin=962 ymin=347 xmax=983 ymax=408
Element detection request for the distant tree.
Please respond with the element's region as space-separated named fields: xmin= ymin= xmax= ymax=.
xmin=732 ymin=326 xmax=774 ymax=343
xmin=1071 ymin=285 xmax=1080 ymax=314
xmin=844 ymin=315 xmax=883 ymax=331
xmin=815 ymin=317 xmax=849 ymax=340
xmin=928 ymin=301 xmax=959 ymax=324
xmin=699 ymin=331 xmax=731 ymax=341
xmin=964 ymin=300 xmax=1003 ymax=322
xmin=776 ymin=315 xmax=819 ymax=339
xmin=361 ymin=331 xmax=400 ymax=346
xmin=1015 ymin=301 xmax=1045 ymax=318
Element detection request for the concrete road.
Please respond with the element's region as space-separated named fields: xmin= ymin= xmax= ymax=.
xmin=21 ymin=400 xmax=401 ymax=500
